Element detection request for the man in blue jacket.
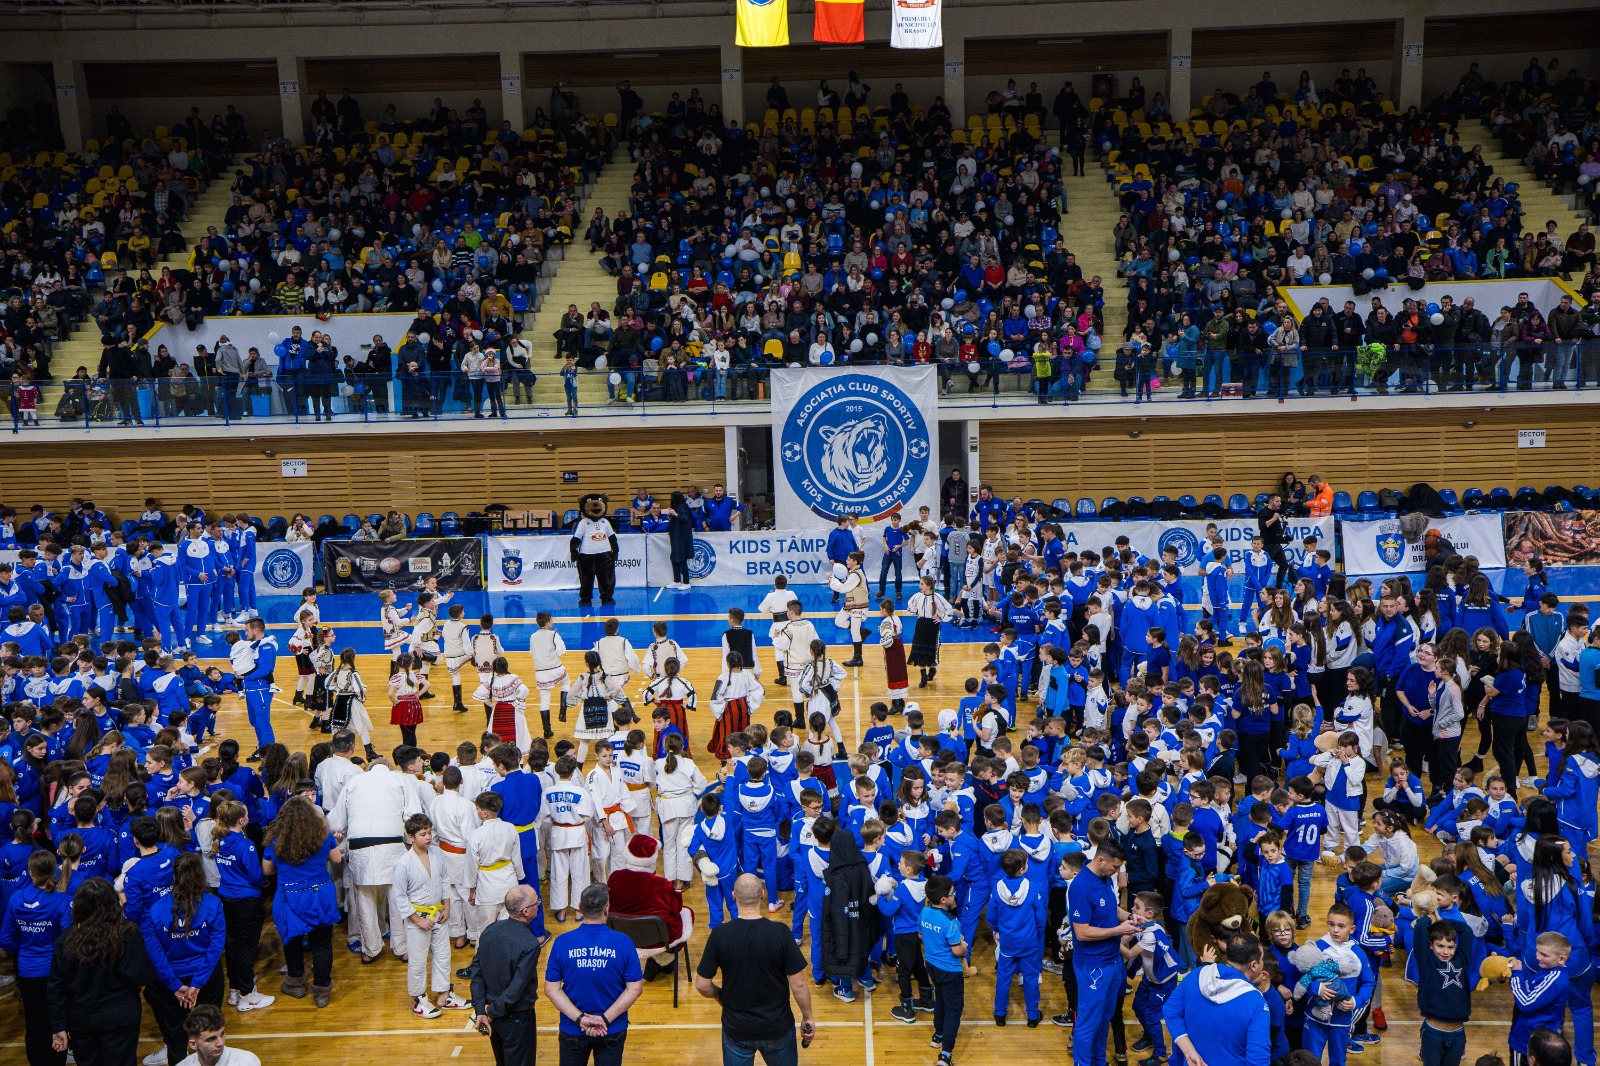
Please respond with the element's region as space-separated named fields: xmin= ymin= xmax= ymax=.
xmin=826 ymin=516 xmax=857 ymax=606
xmin=1164 ymin=934 xmax=1272 ymax=1066
xmin=1371 ymin=595 xmax=1419 ymax=743
xmin=235 ymin=617 xmax=279 ymax=753
xmin=703 ymin=484 xmax=742 ymax=532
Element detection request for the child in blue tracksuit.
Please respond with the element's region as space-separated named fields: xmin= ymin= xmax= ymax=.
xmin=802 ymin=816 xmax=836 ymax=982
xmin=1255 ymin=831 xmax=1294 ymax=924
xmin=1125 ymin=891 xmax=1183 ymax=1066
xmin=735 ymin=758 xmax=782 ymax=906
xmin=932 ymin=809 xmax=983 ymax=949
xmin=988 ymin=849 xmax=1046 ymax=1026
xmin=686 ymin=793 xmax=740 ymax=930
xmin=1513 ymin=860 xmax=1592 ymax=1066
xmin=1508 ymin=932 xmax=1571 ymax=1064
xmin=1171 ymin=834 xmax=1212 ymax=969
xmin=1301 ymin=903 xmax=1376 ymax=1066
xmin=879 ymin=849 xmax=936 ymax=1022
xmin=1202 ymin=547 xmax=1232 ymax=642
xmin=789 ymin=790 xmax=823 ymax=940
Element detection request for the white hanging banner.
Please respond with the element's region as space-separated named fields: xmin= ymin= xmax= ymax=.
xmin=771 ymin=366 xmax=939 ymax=530
xmin=255 ymin=542 xmax=314 ymax=595
xmin=890 ymin=0 xmax=943 ymax=49
xmin=1339 ymin=514 xmax=1506 ymax=574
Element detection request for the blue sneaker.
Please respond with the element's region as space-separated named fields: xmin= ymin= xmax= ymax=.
xmin=832 ymin=984 xmax=857 ymax=1003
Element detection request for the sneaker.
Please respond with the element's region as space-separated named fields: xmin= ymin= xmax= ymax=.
xmin=236 ymin=990 xmax=275 ymax=1012
xmin=890 ymin=1003 xmax=918 ymax=1023
xmin=1027 ymin=1017 xmax=1041 ymax=1028
xmin=859 ymin=977 xmax=877 ymax=992
xmin=1052 ymin=1012 xmax=1075 ymax=1027
xmin=930 ymin=1036 xmax=945 ymax=1049
xmin=1345 ymin=1041 xmax=1365 ymax=1055
xmin=1296 ymin=915 xmax=1312 ymax=930
xmin=768 ymin=901 xmax=784 ymax=912
xmin=1132 ymin=1037 xmax=1154 ymax=1053
xmin=227 ymin=989 xmax=240 ymax=1007
xmin=143 ymin=1050 xmax=169 ymax=1066
xmin=1041 ymin=959 xmax=1063 ymax=975
xmin=1139 ymin=1056 xmax=1167 ymax=1066
xmin=832 ymin=985 xmax=857 ymax=1003
xmin=938 ymin=1054 xmax=953 ymax=1066
xmin=456 ymin=966 xmax=474 ymax=980
xmin=1372 ymin=1008 xmax=1387 ymax=1031
xmin=994 ymin=1014 xmax=1007 ymax=1026
xmin=438 ymin=993 xmax=472 ymax=1010
xmin=412 ymin=996 xmax=442 ymax=1019
xmin=1355 ymin=1032 xmax=1382 ymax=1044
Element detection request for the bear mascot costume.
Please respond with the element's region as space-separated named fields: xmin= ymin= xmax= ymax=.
xmin=570 ymin=493 xmax=620 ymax=606
xmin=1187 ymin=880 xmax=1257 ymax=963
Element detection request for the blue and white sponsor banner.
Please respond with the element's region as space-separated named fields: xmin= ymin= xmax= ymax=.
xmin=645 ymin=530 xmax=889 ymax=586
xmin=485 ymin=535 xmax=649 ymax=592
xmin=1339 ymin=513 xmax=1506 ymax=574
xmin=772 ymin=366 xmax=939 ymax=528
xmin=1042 ymin=517 xmax=1336 ymax=573
xmin=254 ymin=542 xmax=313 ymax=595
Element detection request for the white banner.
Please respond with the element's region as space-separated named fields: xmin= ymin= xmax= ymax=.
xmin=1339 ymin=513 xmax=1506 ymax=574
xmin=772 ymin=366 xmax=939 ymax=529
xmin=890 ymin=0 xmax=943 ymax=48
xmin=645 ymin=530 xmax=891 ymax=586
xmin=1044 ymin=517 xmax=1337 ymax=573
xmin=255 ymin=542 xmax=313 ymax=595
xmin=485 ymin=535 xmax=649 ymax=591
xmin=147 ymin=312 xmax=420 ymax=373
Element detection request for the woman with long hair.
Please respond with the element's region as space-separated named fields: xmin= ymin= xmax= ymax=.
xmin=1479 ymin=643 xmax=1535 ymax=790
xmin=211 ymin=799 xmax=272 ymax=1012
xmin=142 ymin=852 xmax=226 ymax=1064
xmin=1463 ymin=627 xmax=1503 ymax=771
xmin=1320 ymin=599 xmax=1359 ymax=712
xmin=46 ymin=877 xmax=154 ymax=1066
xmin=1230 ymin=658 xmax=1275 ymax=782
xmin=1546 ymin=719 xmax=1600 ymax=855
xmin=261 ymin=796 xmax=343 ymax=1007
xmin=1 ymin=850 xmax=72 ymax=1066
xmin=1514 ymin=835 xmax=1595 ymax=1065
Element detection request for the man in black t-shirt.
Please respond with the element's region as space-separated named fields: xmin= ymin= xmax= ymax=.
xmin=695 ymin=874 xmax=815 ymax=1066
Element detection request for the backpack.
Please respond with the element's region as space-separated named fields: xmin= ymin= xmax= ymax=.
xmin=1377 ymin=488 xmax=1402 ymax=512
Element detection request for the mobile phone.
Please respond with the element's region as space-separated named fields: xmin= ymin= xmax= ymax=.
xmin=801 ymin=1024 xmax=814 ymax=1048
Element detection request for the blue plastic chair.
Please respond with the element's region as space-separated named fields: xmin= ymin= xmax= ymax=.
xmin=439 ymin=515 xmax=461 ymax=537
xmin=440 ymin=511 xmax=460 ymax=526
xmin=1151 ymin=495 xmax=1171 ymax=506
xmin=561 ymin=509 xmax=580 ymax=530
xmin=1488 ymin=487 xmax=1513 ymax=509
xmin=317 ymin=514 xmax=336 ymax=529
xmin=1177 ymin=495 xmax=1198 ymax=512
xmin=367 ymin=513 xmax=385 ymax=530
xmin=1437 ymin=489 xmax=1461 ymax=514
xmin=1076 ymin=498 xmax=1098 ymax=521
xmin=612 ymin=508 xmax=633 ymax=532
xmin=1101 ymin=497 xmax=1121 ymax=515
xmin=341 ymin=514 xmax=360 ymax=533
xmin=1052 ymin=498 xmax=1073 ymax=516
xmin=1252 ymin=493 xmax=1269 ymax=512
xmin=1202 ymin=494 xmax=1225 ymax=513
xmin=119 ymin=519 xmax=140 ymax=539
xmin=1356 ymin=491 xmax=1381 ymax=515
xmin=412 ymin=513 xmax=437 ymax=537
xmin=1332 ymin=491 xmax=1356 ymax=517
xmin=265 ymin=516 xmax=288 ymax=541
xmin=1228 ymin=494 xmax=1250 ymax=517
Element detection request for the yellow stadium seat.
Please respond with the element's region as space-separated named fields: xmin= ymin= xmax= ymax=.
xmin=818 ymin=107 xmax=833 ymax=122
xmin=800 ymin=108 xmax=815 ymax=124
xmin=781 ymin=108 xmax=797 ymax=123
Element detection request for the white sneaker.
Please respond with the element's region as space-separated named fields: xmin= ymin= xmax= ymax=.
xmin=438 ymin=993 xmax=472 ymax=1010
xmin=236 ymin=990 xmax=275 ymax=1012
xmin=227 ymin=989 xmax=240 ymax=1006
xmin=1516 ymin=775 xmax=1538 ymax=790
xmin=143 ymin=1048 xmax=169 ymax=1066
xmin=412 ymin=996 xmax=442 ymax=1019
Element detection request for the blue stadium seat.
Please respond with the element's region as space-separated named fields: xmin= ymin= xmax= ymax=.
xmin=1488 ymin=487 xmax=1513 ymax=508
xmin=412 ymin=512 xmax=437 ymax=537
xmin=1076 ymin=498 xmax=1098 ymax=521
xmin=439 ymin=515 xmax=461 ymax=536
xmin=1252 ymin=493 xmax=1269 ymax=512
xmin=1052 ymin=498 xmax=1073 ymax=516
xmin=317 ymin=514 xmax=335 ymax=528
xmin=120 ymin=519 xmax=139 ymax=539
xmin=367 ymin=513 xmax=384 ymax=530
xmin=341 ymin=514 xmax=360 ymax=533
xmin=561 ymin=509 xmax=580 ymax=530
xmin=1356 ymin=491 xmax=1380 ymax=515
xmin=612 ymin=508 xmax=632 ymax=532
xmin=265 ymin=516 xmax=288 ymax=541
xmin=440 ymin=511 xmax=460 ymax=525
xmin=1127 ymin=496 xmax=1147 ymax=508
xmin=1228 ymin=494 xmax=1250 ymax=516
xmin=1332 ymin=491 xmax=1355 ymax=517
xmin=1202 ymin=494 xmax=1225 ymax=513
xmin=247 ymin=516 xmax=267 ymax=537
xmin=1101 ymin=497 xmax=1121 ymax=515
xmin=1437 ymin=489 xmax=1461 ymax=514
xmin=1177 ymin=495 xmax=1198 ymax=511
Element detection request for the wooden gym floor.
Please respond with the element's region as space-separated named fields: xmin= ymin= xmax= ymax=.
xmin=0 ymin=645 xmax=1559 ymax=1065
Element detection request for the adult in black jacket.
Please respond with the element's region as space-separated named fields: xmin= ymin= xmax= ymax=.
xmin=48 ymin=878 xmax=155 ymax=1066
xmin=820 ymin=830 xmax=880 ymax=1002
xmin=1300 ymin=304 xmax=1335 ymax=392
xmin=96 ymin=337 xmax=142 ymax=424
xmin=666 ymin=492 xmax=695 ymax=590
xmin=1456 ymin=297 xmax=1493 ymax=389
xmin=1366 ymin=307 xmax=1401 ymax=392
xmin=1255 ymin=492 xmax=1292 ymax=588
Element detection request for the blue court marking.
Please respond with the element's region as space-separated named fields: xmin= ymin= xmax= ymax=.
xmin=251 ymin=563 xmax=1576 ymax=655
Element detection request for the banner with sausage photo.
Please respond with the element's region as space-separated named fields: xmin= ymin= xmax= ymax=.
xmin=1504 ymin=510 xmax=1600 ymax=567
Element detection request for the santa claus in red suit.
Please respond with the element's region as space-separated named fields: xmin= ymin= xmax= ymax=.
xmin=606 ymin=834 xmax=695 ymax=979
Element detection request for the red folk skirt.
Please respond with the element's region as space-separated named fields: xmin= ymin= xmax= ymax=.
xmin=390 ymin=694 xmax=423 ymax=727
xmin=707 ymin=697 xmax=750 ymax=761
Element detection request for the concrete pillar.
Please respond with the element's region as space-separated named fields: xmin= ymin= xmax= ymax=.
xmin=1167 ymin=26 xmax=1193 ymax=121
xmin=276 ymin=55 xmax=306 ymax=141
xmin=1392 ymin=13 xmax=1425 ymax=110
xmin=499 ymin=51 xmax=525 ymax=133
xmin=720 ymin=42 xmax=744 ymax=128
xmin=942 ymin=36 xmax=965 ymax=127
xmin=51 ymin=58 xmax=91 ymax=151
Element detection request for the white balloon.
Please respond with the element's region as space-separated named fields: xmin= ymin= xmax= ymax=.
xmin=1361 ymin=268 xmax=1376 ymax=280
xmin=609 ymin=372 xmax=622 ymax=385
xmin=1318 ymin=273 xmax=1332 ymax=285
xmin=832 ymin=563 xmax=847 ymax=581
xmin=248 ymin=278 xmax=261 ymax=291
xmin=1578 ymin=173 xmax=1592 ymax=186
xmin=966 ymin=361 xmax=981 ymax=373
xmin=850 ymin=339 xmax=864 ymax=352
xmin=1001 ymin=349 xmax=1014 ymax=360
xmin=327 ymin=227 xmax=341 ymax=241
xmin=786 ymin=197 xmax=796 ymax=209
xmin=1003 ymin=215 xmax=1015 ymax=227
xmin=1168 ymin=248 xmax=1181 ymax=261
xmin=471 ymin=329 xmax=484 ymax=341
xmin=418 ymin=332 xmax=430 ymax=345
xmin=594 ymin=354 xmax=608 ymax=369
xmin=941 ymin=298 xmax=954 ymax=309
xmin=1024 ymin=306 xmax=1037 ymax=318
xmin=1281 ymin=208 xmax=1294 ymax=219
xmin=866 ymin=333 xmax=879 ymax=345
xmin=266 ymin=331 xmax=280 ymax=343
xmin=1430 ymin=312 xmax=1445 ymax=326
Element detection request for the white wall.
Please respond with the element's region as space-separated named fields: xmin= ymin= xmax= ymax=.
xmin=1279 ymin=278 xmax=1578 ymax=321
xmin=147 ymin=311 xmax=419 ymax=372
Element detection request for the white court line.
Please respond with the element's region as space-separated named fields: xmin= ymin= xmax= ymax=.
xmin=450 ymin=1046 xmax=462 ymax=1057
xmin=862 ymin=987 xmax=876 ymax=1066
xmin=851 ymin=677 xmax=862 ymax=751
xmin=653 ymin=585 xmax=665 ymax=602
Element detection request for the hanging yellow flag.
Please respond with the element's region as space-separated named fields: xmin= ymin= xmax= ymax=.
xmin=736 ymin=0 xmax=789 ymax=48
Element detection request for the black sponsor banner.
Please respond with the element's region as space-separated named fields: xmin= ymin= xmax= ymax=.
xmin=321 ymin=537 xmax=484 ymax=593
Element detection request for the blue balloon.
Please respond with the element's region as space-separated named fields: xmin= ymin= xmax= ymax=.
xmin=650 ymin=336 xmax=664 ymax=351
xmin=1426 ymin=302 xmax=1440 ymax=315
xmin=954 ymin=290 xmax=967 ymax=302
xmin=240 ymin=301 xmax=254 ymax=314
xmin=1263 ymin=321 xmax=1277 ymax=336
xmin=987 ymin=341 xmax=1001 ymax=356
xmin=274 ymin=340 xmax=288 ymax=358
xmin=870 ymin=268 xmax=884 ymax=281
xmin=1375 ymin=268 xmax=1389 ymax=279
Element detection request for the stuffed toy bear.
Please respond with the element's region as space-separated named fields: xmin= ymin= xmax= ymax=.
xmin=1186 ymin=880 xmax=1257 ymax=964
xmin=569 ymin=493 xmax=619 ymax=606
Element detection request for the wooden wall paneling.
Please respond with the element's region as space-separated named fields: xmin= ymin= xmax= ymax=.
xmin=965 ymin=33 xmax=1169 ymax=77
xmin=523 ymin=48 xmax=721 ymax=89
xmin=1192 ymin=22 xmax=1394 ymax=69
xmin=1424 ymin=12 xmax=1600 ymax=58
xmin=83 ymin=61 xmax=279 ymax=99
xmin=741 ymin=43 xmax=942 ymax=84
xmin=0 ymin=429 xmax=727 ymax=523
xmin=303 ymin=56 xmax=499 ymax=95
